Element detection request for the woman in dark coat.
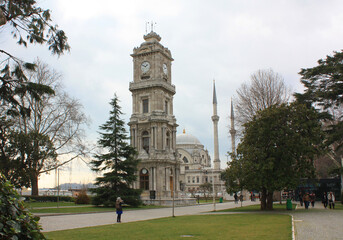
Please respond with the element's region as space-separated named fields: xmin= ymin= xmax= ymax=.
xmin=322 ymin=192 xmax=328 ymax=209
xmin=116 ymin=197 xmax=124 ymax=223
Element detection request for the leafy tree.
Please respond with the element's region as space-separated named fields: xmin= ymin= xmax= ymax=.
xmin=91 ymin=95 xmax=141 ymax=207
xmin=0 ymin=116 xmax=30 ymax=188
xmin=0 ymin=0 xmax=69 ymax=115
xmin=223 ymin=103 xmax=325 ymax=210
xmin=295 ymin=50 xmax=343 ymax=194
xmin=0 ymin=173 xmax=45 ymax=239
xmin=221 ymin=158 xmax=243 ymax=194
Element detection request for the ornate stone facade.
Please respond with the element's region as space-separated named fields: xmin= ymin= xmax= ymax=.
xmin=177 ymin=131 xmax=224 ymax=195
xmin=129 ymin=31 xmax=180 ymax=201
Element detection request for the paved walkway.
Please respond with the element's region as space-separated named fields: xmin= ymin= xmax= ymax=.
xmin=292 ymin=202 xmax=343 ymax=240
xmin=39 ymin=201 xmax=256 ymax=232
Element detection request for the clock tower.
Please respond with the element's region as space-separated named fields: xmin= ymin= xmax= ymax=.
xmin=129 ymin=31 xmax=180 ymax=202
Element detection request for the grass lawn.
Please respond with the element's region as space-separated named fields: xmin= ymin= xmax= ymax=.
xmin=196 ymin=199 xmax=224 ymax=204
xmin=45 ymin=214 xmax=292 ymax=240
xmin=219 ymin=203 xmax=296 ymax=212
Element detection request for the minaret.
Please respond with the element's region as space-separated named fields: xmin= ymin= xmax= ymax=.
xmin=212 ymin=80 xmax=220 ymax=170
xmin=229 ymin=99 xmax=237 ymax=154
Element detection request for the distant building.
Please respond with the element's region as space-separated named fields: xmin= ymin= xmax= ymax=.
xmin=177 ymin=130 xmax=224 ymax=195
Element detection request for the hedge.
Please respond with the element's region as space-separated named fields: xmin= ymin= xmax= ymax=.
xmin=23 ymin=195 xmax=74 ymax=202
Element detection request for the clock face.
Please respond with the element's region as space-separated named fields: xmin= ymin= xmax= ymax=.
xmin=163 ymin=63 xmax=168 ymax=74
xmin=141 ymin=61 xmax=150 ymax=73
xmin=142 ymin=168 xmax=148 ymax=174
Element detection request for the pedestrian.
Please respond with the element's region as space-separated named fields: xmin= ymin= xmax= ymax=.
xmin=310 ymin=192 xmax=316 ymax=207
xmin=322 ymin=192 xmax=328 ymax=209
xmin=234 ymin=192 xmax=238 ymax=204
xmin=328 ymin=192 xmax=335 ymax=209
xmin=116 ymin=197 xmax=124 ymax=223
xmin=239 ymin=194 xmax=243 ymax=202
xmin=303 ymin=192 xmax=310 ymax=209
xmin=298 ymin=191 xmax=303 ymax=206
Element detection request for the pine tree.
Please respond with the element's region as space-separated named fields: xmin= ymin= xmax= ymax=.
xmin=91 ymin=95 xmax=141 ymax=207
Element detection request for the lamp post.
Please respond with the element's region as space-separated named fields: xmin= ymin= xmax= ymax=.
xmin=172 ymin=165 xmax=175 ymax=217
xmin=57 ymin=168 xmax=60 ymax=208
xmin=212 ymin=168 xmax=216 ymax=211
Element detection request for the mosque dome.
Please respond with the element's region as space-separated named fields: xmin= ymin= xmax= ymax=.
xmin=176 ymin=130 xmax=202 ymax=146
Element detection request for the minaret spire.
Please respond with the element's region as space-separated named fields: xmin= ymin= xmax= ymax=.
xmin=229 ymin=99 xmax=237 ymax=155
xmin=213 ymin=79 xmax=217 ymax=105
xmin=212 ymin=80 xmax=220 ymax=170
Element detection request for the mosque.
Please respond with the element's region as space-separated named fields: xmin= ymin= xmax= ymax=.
xmin=128 ymin=29 xmax=233 ymax=204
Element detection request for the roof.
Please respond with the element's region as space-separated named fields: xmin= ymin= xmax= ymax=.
xmin=176 ymin=131 xmax=202 ymax=146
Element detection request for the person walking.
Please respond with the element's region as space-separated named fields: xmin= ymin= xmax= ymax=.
xmin=298 ymin=191 xmax=303 ymax=206
xmin=328 ymin=192 xmax=335 ymax=209
xmin=310 ymin=192 xmax=316 ymax=208
xmin=234 ymin=193 xmax=238 ymax=204
xmin=303 ymin=192 xmax=310 ymax=209
xmin=116 ymin=197 xmax=124 ymax=222
xmin=322 ymin=192 xmax=328 ymax=209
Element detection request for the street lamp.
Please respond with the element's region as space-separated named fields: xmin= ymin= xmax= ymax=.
xmin=205 ymin=168 xmax=216 ymax=211
xmin=212 ymin=168 xmax=216 ymax=211
xmin=172 ymin=165 xmax=175 ymax=217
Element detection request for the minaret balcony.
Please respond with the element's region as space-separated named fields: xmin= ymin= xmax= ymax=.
xmin=211 ymin=115 xmax=219 ymax=122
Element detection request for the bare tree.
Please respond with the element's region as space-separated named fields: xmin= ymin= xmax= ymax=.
xmin=13 ymin=59 xmax=89 ymax=195
xmin=234 ymin=69 xmax=291 ymax=126
xmin=199 ymin=182 xmax=212 ymax=201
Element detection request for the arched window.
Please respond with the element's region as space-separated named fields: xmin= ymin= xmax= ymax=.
xmin=183 ymin=156 xmax=188 ymax=163
xmin=140 ymin=168 xmax=149 ymax=190
xmin=142 ymin=131 xmax=149 ymax=153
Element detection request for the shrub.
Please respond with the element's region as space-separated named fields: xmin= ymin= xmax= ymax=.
xmin=75 ymin=189 xmax=90 ymax=204
xmin=23 ymin=195 xmax=74 ymax=202
xmin=0 ymin=174 xmax=46 ymax=239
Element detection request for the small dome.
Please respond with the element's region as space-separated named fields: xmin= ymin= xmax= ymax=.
xmin=176 ymin=131 xmax=201 ymax=145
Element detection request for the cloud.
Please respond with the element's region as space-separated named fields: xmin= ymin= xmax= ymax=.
xmin=3 ymin=0 xmax=343 ymax=187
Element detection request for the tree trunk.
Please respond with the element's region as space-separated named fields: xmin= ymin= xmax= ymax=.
xmin=260 ymin=188 xmax=267 ymax=210
xmin=341 ymin=157 xmax=343 ymax=202
xmin=266 ymin=191 xmax=274 ymax=210
xmin=31 ymin=174 xmax=39 ymax=196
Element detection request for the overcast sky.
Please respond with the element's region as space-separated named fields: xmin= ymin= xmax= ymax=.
xmin=2 ymin=0 xmax=343 ymax=188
